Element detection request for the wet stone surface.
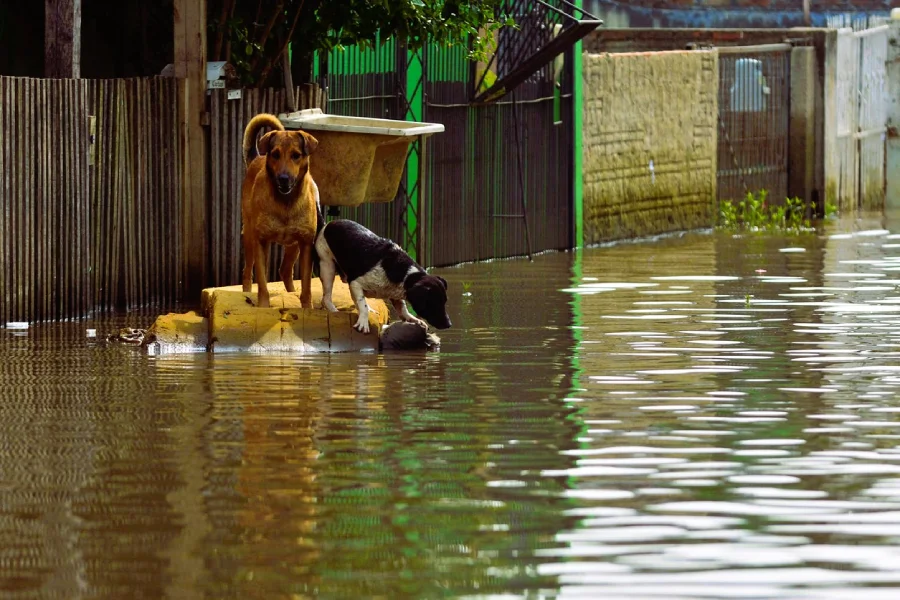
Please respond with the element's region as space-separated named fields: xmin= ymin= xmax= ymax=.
xmin=3 ymin=213 xmax=900 ymax=598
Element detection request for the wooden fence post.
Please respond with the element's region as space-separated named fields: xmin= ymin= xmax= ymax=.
xmin=174 ymin=0 xmax=209 ymax=299
xmin=44 ymin=0 xmax=81 ymax=78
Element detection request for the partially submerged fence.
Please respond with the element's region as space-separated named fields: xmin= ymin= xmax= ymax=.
xmin=424 ymin=44 xmax=573 ymax=266
xmin=319 ymin=39 xmax=574 ymax=267
xmin=88 ymin=78 xmax=183 ymax=312
xmin=1 ymin=77 xmax=92 ymax=323
xmin=716 ymin=45 xmax=791 ymax=205
xmin=1 ymin=76 xmax=182 ymax=324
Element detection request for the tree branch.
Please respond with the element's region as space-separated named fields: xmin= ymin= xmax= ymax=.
xmin=249 ymin=1 xmax=284 ymax=74
xmin=254 ymin=0 xmax=306 ymax=88
xmin=213 ymin=0 xmax=236 ymax=60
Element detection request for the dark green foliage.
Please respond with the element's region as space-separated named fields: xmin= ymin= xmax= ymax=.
xmin=208 ymin=0 xmax=510 ymax=86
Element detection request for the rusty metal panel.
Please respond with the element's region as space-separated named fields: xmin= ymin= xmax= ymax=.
xmin=717 ymin=47 xmax=791 ymax=205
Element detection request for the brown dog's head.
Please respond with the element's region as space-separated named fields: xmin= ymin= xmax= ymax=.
xmin=257 ymin=129 xmax=319 ymax=195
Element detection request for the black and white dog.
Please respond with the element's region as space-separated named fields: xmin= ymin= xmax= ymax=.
xmin=315 ymin=219 xmax=452 ymax=334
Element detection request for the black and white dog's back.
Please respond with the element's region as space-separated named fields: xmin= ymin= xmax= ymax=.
xmin=315 ymin=219 xmax=451 ymax=334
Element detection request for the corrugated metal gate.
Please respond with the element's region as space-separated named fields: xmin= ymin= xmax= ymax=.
xmin=716 ymin=45 xmax=791 ymax=205
xmin=425 ymin=45 xmax=573 ymax=266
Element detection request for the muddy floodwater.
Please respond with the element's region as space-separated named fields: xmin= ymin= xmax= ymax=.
xmin=6 ymin=213 xmax=900 ymax=598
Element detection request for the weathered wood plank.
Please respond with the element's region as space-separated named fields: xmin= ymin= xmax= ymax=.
xmin=174 ymin=0 xmax=209 ymax=298
xmin=0 ymin=79 xmax=7 ymax=324
xmin=44 ymin=0 xmax=81 ymax=78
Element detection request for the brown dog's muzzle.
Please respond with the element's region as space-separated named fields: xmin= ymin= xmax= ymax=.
xmin=275 ymin=173 xmax=296 ymax=194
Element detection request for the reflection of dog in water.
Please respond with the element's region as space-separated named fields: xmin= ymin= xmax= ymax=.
xmin=240 ymin=113 xmax=321 ymax=309
xmin=315 ymin=219 xmax=452 ymax=334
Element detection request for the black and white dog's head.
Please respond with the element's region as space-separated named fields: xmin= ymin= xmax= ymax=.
xmin=406 ymin=274 xmax=451 ymax=330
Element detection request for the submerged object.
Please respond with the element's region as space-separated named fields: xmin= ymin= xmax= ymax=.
xmin=380 ymin=321 xmax=441 ymax=351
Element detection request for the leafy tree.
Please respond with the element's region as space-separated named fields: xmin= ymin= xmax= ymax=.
xmin=208 ymin=0 xmax=509 ymax=87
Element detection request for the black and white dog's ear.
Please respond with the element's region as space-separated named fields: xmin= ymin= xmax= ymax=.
xmin=437 ymin=276 xmax=448 ymax=290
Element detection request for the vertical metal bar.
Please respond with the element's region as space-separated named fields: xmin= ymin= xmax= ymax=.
xmin=417 ymin=134 xmax=427 ymax=268
xmin=511 ymin=94 xmax=533 ymax=260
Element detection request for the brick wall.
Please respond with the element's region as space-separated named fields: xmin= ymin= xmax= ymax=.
xmin=586 ymin=0 xmax=893 ymax=28
xmin=613 ymin=1 xmax=892 ymax=8
xmin=582 ymin=51 xmax=718 ymax=244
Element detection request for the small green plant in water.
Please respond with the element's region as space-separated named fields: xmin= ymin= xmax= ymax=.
xmin=719 ymin=190 xmax=815 ymax=233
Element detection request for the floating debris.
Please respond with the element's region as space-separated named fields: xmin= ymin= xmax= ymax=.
xmin=106 ymin=328 xmax=146 ymax=345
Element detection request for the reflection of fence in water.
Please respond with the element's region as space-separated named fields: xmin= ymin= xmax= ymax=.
xmin=716 ymin=47 xmax=791 ymax=206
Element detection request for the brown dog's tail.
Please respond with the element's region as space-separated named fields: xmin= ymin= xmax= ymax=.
xmin=242 ymin=113 xmax=284 ymax=167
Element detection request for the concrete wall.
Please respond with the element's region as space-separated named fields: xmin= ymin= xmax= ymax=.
xmin=582 ymin=51 xmax=718 ymax=245
xmin=586 ymin=29 xmax=829 ymax=212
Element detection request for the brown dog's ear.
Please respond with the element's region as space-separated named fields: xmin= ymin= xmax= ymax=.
xmin=257 ymin=130 xmax=278 ymax=156
xmin=301 ymin=131 xmax=319 ymax=156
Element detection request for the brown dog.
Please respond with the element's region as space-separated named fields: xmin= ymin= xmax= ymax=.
xmin=241 ymin=114 xmax=320 ymax=308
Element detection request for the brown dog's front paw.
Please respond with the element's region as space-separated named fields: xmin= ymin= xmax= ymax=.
xmin=257 ymin=298 xmax=270 ymax=308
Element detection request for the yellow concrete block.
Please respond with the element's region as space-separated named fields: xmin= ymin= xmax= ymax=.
xmin=143 ymin=311 xmax=209 ymax=353
xmin=205 ymin=278 xmax=386 ymax=353
xmin=302 ymin=308 xmax=332 ymax=353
